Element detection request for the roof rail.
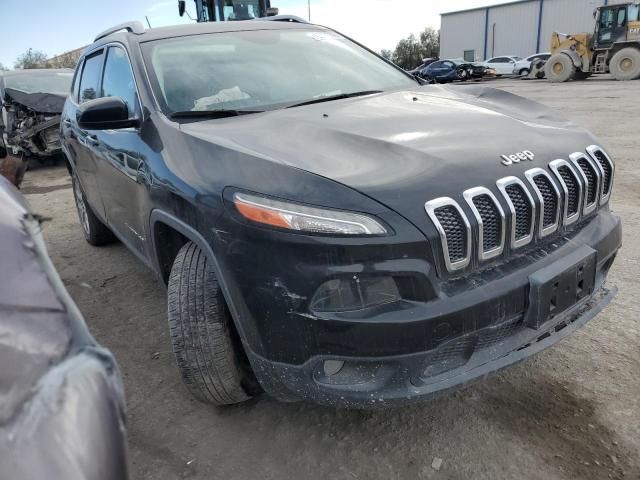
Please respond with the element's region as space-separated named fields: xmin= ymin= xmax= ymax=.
xmin=94 ymin=21 xmax=145 ymax=42
xmin=260 ymin=15 xmax=309 ymax=24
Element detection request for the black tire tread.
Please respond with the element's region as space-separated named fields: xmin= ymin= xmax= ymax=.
xmin=545 ymin=53 xmax=575 ymax=83
xmin=167 ymin=242 xmax=251 ymax=405
xmin=610 ymin=47 xmax=640 ymax=81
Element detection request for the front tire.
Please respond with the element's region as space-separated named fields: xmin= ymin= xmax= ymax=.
xmin=72 ymin=172 xmax=116 ymax=246
xmin=610 ymin=47 xmax=640 ymax=81
xmin=545 ymin=53 xmax=575 ymax=82
xmin=167 ymin=242 xmax=256 ymax=406
xmin=519 ymin=68 xmax=530 ymax=76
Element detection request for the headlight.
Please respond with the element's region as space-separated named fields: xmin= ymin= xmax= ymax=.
xmin=233 ymin=192 xmax=388 ymax=235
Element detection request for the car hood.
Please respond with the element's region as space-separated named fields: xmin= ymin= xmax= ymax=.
xmin=180 ymin=85 xmax=597 ymax=231
xmin=4 ymin=88 xmax=67 ymax=114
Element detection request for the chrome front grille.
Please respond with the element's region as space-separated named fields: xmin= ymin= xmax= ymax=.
xmin=587 ymin=145 xmax=615 ymax=203
xmin=570 ymin=152 xmax=600 ymax=215
xmin=497 ymin=177 xmax=535 ymax=249
xmin=425 ymin=198 xmax=471 ymax=272
xmin=463 ymin=187 xmax=505 ymax=261
xmin=525 ymin=168 xmax=561 ymax=237
xmin=425 ymin=146 xmax=613 ymax=273
xmin=549 ymin=159 xmax=582 ymax=226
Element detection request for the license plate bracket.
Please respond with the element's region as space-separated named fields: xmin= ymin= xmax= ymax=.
xmin=524 ymin=245 xmax=597 ymax=330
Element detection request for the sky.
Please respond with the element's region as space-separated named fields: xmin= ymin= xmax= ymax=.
xmin=0 ymin=0 xmax=511 ymax=69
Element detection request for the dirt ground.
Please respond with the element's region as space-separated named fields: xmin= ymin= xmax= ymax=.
xmin=21 ymin=77 xmax=639 ymax=480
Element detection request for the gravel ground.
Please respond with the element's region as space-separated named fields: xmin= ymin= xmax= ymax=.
xmin=21 ymin=76 xmax=639 ymax=480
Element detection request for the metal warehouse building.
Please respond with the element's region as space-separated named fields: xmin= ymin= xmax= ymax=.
xmin=441 ymin=0 xmax=631 ymax=61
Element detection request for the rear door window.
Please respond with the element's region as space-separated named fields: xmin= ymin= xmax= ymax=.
xmin=79 ymin=51 xmax=104 ymax=103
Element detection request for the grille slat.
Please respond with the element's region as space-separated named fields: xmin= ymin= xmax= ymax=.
xmin=577 ymin=158 xmax=597 ymax=205
xmin=434 ymin=206 xmax=468 ymax=262
xmin=532 ymin=175 xmax=558 ymax=228
xmin=587 ymin=145 xmax=614 ymax=201
xmin=473 ymin=195 xmax=501 ymax=251
xmin=593 ymin=151 xmax=612 ymax=193
xmin=425 ymin=198 xmax=471 ymax=272
xmin=464 ymin=187 xmax=505 ymax=262
xmin=526 ymin=168 xmax=561 ymax=238
xmin=571 ymin=152 xmax=601 ymax=215
xmin=557 ymin=166 xmax=580 ymax=216
xmin=505 ymin=184 xmax=532 ymax=240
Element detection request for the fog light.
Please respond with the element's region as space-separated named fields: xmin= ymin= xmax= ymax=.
xmin=311 ymin=276 xmax=400 ymax=313
xmin=323 ymin=360 xmax=345 ymax=376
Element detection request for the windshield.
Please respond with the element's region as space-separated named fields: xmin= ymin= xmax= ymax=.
xmin=142 ymin=29 xmax=416 ymax=114
xmin=222 ymin=0 xmax=261 ymax=20
xmin=3 ymin=71 xmax=73 ymax=95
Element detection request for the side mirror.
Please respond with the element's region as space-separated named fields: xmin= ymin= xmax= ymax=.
xmin=266 ymin=7 xmax=279 ymax=16
xmin=77 ymin=97 xmax=139 ymax=130
xmin=178 ymin=0 xmax=186 ymax=17
xmin=413 ymin=74 xmax=427 ymax=85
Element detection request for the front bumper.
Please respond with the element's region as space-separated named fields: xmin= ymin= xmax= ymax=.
xmin=220 ymin=207 xmax=621 ymax=406
xmin=247 ymin=285 xmax=616 ymax=407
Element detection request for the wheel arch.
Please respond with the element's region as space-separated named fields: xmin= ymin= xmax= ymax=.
xmin=608 ymin=41 xmax=640 ymax=59
xmin=149 ymin=209 xmax=252 ymax=346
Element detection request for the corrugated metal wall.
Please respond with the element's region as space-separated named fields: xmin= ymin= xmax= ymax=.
xmin=440 ymin=9 xmax=487 ymax=61
xmin=539 ymin=0 xmax=602 ymax=51
xmin=440 ymin=0 xmax=630 ymax=61
xmin=486 ymin=1 xmax=540 ymax=58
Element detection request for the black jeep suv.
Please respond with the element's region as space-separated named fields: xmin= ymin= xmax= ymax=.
xmin=60 ymin=19 xmax=621 ymax=407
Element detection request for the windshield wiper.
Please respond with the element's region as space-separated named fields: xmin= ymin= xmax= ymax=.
xmin=170 ymin=109 xmax=264 ymax=119
xmin=285 ymin=90 xmax=383 ymax=109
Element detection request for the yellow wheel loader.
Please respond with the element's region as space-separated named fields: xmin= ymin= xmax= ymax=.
xmin=546 ymin=2 xmax=640 ymax=82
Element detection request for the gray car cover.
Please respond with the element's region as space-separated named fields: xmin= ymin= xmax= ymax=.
xmin=0 ymin=177 xmax=128 ymax=480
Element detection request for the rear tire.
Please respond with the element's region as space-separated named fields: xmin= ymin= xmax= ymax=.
xmin=71 ymin=172 xmax=116 ymax=246
xmin=519 ymin=68 xmax=530 ymax=76
xmin=610 ymin=47 xmax=640 ymax=81
xmin=545 ymin=53 xmax=575 ymax=82
xmin=167 ymin=242 xmax=256 ymax=406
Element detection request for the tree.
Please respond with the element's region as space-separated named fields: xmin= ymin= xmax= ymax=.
xmin=46 ymin=48 xmax=83 ymax=69
xmin=380 ymin=49 xmax=393 ymax=61
xmin=0 ymin=62 xmax=7 ymax=71
xmin=382 ymin=27 xmax=440 ymax=70
xmin=14 ymin=48 xmax=48 ymax=69
xmin=419 ymin=27 xmax=440 ymax=59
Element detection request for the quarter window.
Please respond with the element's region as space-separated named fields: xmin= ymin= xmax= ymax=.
xmin=79 ymin=51 xmax=104 ymax=103
xmin=102 ymin=46 xmax=139 ymax=119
